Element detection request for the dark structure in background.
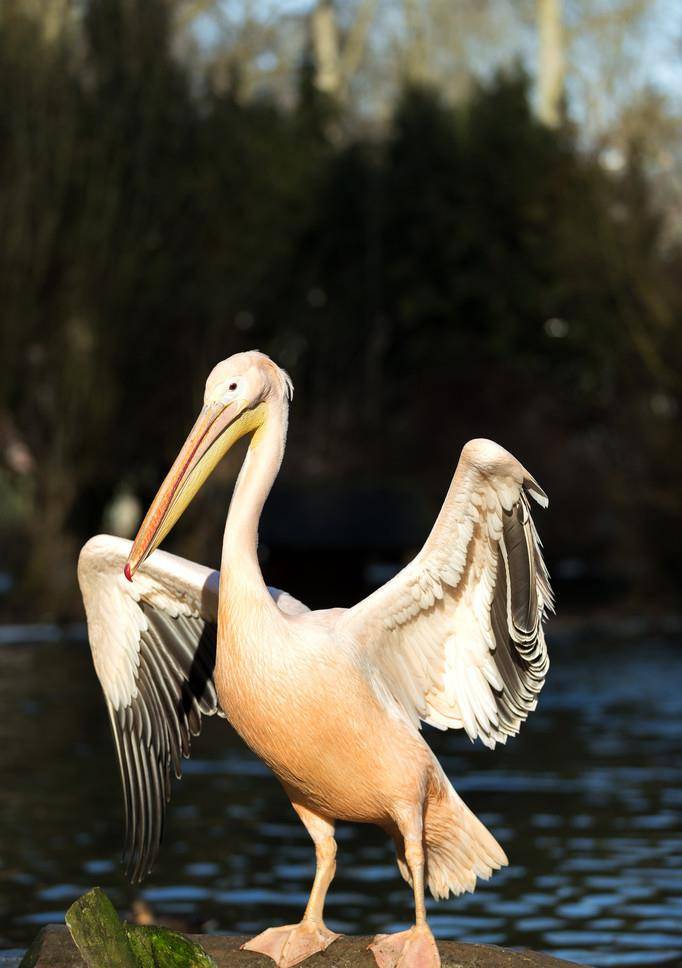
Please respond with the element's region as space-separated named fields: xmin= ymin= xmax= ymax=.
xmin=0 ymin=0 xmax=680 ymax=619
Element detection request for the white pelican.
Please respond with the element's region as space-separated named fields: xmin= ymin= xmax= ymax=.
xmin=78 ymin=350 xmax=552 ymax=968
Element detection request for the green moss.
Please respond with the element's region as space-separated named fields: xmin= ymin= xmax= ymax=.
xmin=65 ymin=888 xmax=137 ymax=968
xmin=64 ymin=888 xmax=217 ymax=967
xmin=125 ymin=924 xmax=217 ymax=968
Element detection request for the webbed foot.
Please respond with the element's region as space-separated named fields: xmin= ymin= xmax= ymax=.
xmin=242 ymin=920 xmax=340 ymax=967
xmin=369 ymin=925 xmax=440 ymax=968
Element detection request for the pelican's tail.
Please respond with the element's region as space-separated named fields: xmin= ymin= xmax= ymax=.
xmin=396 ymin=777 xmax=507 ymax=900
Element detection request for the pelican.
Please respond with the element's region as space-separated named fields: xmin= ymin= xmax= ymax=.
xmin=78 ymin=350 xmax=552 ymax=968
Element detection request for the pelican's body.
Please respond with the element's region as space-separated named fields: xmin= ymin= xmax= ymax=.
xmin=79 ymin=351 xmax=553 ymax=968
xmin=219 ymin=604 xmax=432 ymax=826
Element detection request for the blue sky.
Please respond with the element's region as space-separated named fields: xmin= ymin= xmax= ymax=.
xmin=191 ymin=0 xmax=682 ymax=123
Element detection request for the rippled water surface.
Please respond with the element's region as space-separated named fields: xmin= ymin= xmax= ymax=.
xmin=1 ymin=624 xmax=680 ymax=966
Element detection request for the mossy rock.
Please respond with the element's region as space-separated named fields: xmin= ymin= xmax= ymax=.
xmin=20 ymin=925 xmax=589 ymax=967
xmin=63 ymin=888 xmax=215 ymax=968
xmin=125 ymin=924 xmax=217 ymax=968
xmin=65 ymin=888 xmax=137 ymax=968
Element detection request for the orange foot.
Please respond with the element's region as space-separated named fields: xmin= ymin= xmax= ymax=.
xmin=369 ymin=925 xmax=441 ymax=968
xmin=242 ymin=921 xmax=340 ymax=968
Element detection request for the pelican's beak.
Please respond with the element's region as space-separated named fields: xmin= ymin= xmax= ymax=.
xmin=125 ymin=399 xmax=257 ymax=580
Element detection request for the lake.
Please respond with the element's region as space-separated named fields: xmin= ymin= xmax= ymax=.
xmin=0 ymin=619 xmax=680 ymax=967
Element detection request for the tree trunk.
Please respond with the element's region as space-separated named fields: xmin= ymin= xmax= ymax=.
xmin=537 ymin=0 xmax=565 ymax=127
xmin=311 ymin=0 xmax=341 ymax=96
xmin=403 ymin=0 xmax=428 ymax=84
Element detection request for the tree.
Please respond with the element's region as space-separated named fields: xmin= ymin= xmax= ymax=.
xmin=537 ymin=0 xmax=565 ymax=127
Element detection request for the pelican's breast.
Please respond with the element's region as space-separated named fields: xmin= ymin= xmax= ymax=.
xmin=214 ymin=606 xmax=431 ymax=822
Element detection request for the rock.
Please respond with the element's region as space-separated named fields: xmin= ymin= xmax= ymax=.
xmin=19 ymin=925 xmax=583 ymax=967
xmin=125 ymin=924 xmax=217 ymax=967
xmin=64 ymin=888 xmax=137 ymax=968
xmin=64 ymin=889 xmax=217 ymax=968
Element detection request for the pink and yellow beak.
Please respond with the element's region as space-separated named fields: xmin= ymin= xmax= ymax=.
xmin=124 ymin=398 xmax=262 ymax=580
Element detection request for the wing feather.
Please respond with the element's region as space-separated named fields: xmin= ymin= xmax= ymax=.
xmin=338 ymin=439 xmax=553 ymax=748
xmin=79 ymin=534 xmax=308 ymax=881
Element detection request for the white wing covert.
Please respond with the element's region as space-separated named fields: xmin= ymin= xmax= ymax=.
xmin=338 ymin=439 xmax=553 ymax=749
xmin=78 ymin=534 xmax=308 ymax=882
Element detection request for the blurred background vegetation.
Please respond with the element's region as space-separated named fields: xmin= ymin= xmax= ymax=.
xmin=1 ymin=0 xmax=680 ymax=621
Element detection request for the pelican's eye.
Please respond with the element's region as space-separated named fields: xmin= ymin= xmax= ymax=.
xmin=228 ymin=382 xmax=238 ymax=392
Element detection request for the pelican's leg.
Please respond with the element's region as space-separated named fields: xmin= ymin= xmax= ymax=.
xmin=242 ymin=799 xmax=340 ymax=968
xmin=369 ymin=810 xmax=440 ymax=968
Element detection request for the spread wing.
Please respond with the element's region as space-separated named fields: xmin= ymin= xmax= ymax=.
xmin=338 ymin=439 xmax=553 ymax=749
xmin=78 ymin=534 xmax=308 ymax=881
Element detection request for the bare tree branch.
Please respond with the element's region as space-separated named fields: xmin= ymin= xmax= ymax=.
xmin=568 ymin=0 xmax=651 ymax=39
xmin=175 ymin=0 xmax=218 ymax=33
xmin=338 ymin=0 xmax=379 ymax=96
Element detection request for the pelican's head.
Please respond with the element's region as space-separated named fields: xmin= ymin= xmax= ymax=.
xmin=124 ymin=350 xmax=292 ymax=580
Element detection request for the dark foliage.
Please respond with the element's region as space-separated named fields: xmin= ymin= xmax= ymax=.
xmin=1 ymin=1 xmax=680 ymax=618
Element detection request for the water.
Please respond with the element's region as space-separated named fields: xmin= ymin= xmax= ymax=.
xmin=1 ymin=623 xmax=681 ymax=967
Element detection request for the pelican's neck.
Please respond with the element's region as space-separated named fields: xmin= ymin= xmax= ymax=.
xmin=220 ymin=397 xmax=287 ymax=601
